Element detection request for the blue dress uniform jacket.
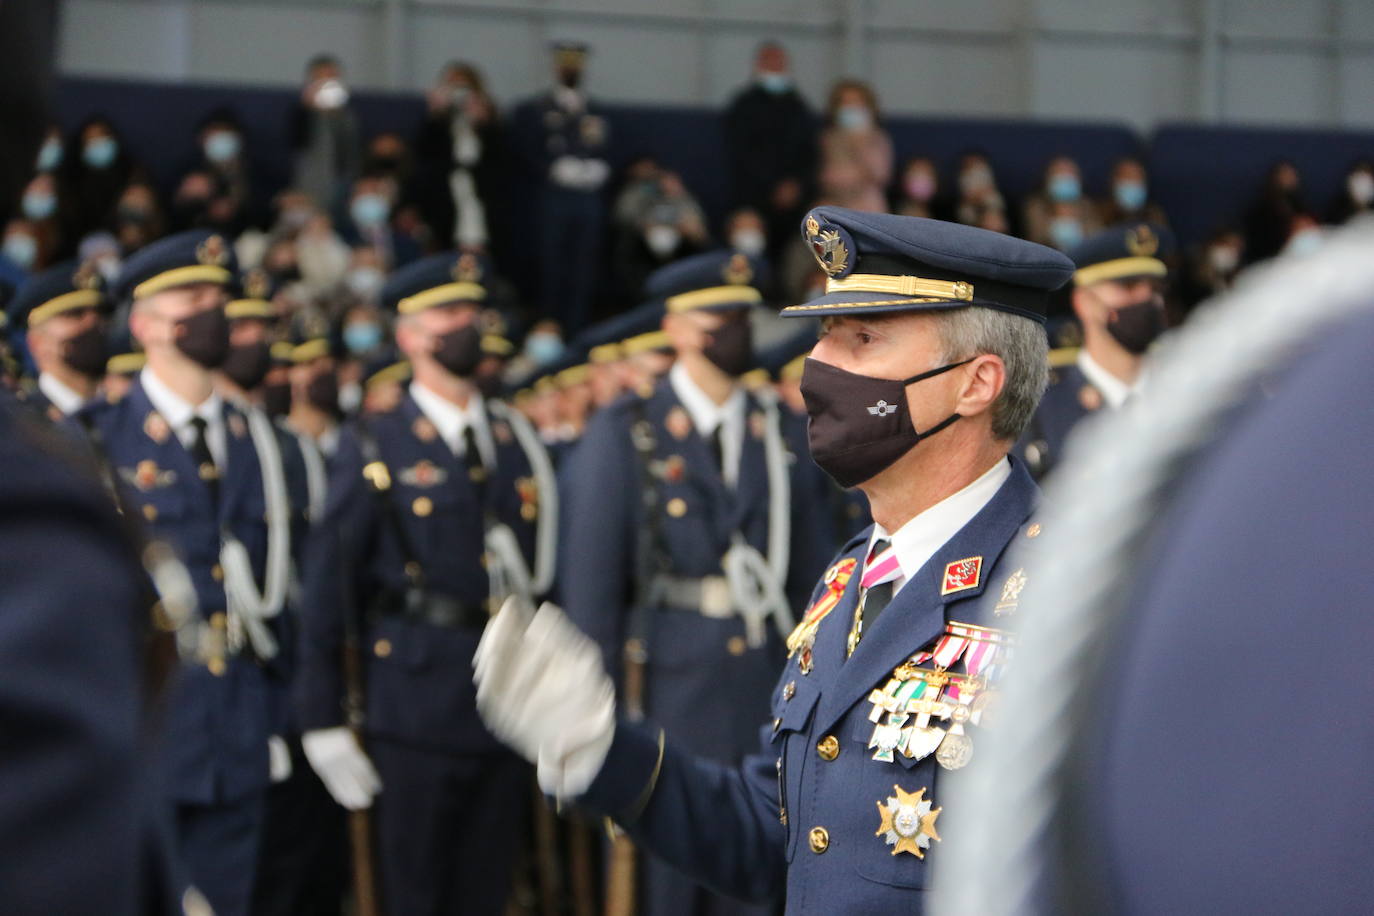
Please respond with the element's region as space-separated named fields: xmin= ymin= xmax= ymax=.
xmin=559 ymin=379 xmax=836 ymax=765
xmin=578 ymin=458 xmax=1039 ymax=914
xmin=1017 ymin=362 xmax=1103 ymax=478
xmin=82 ymin=377 xmax=282 ymax=805
xmin=295 ymin=392 xmax=540 ymax=752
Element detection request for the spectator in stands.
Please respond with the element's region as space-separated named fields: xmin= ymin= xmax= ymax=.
xmin=1244 ymin=159 xmax=1306 ymax=264
xmin=1023 ymin=155 xmax=1102 ymax=251
xmin=341 ymin=173 xmax=420 ymax=270
xmin=817 ymin=78 xmax=892 ymax=213
xmin=65 ymin=115 xmax=138 ymax=241
xmin=1099 ymin=156 xmax=1169 ymax=228
xmin=723 ymin=207 xmax=767 ymax=258
xmin=1180 ymin=227 xmax=1245 ymax=312
xmin=954 ymin=150 xmax=1008 ymax=230
xmin=1 ymin=219 xmax=39 ymax=278
xmin=416 ymin=61 xmax=509 ymax=257
xmin=178 ymin=108 xmax=263 ymax=235
xmin=342 ymin=244 xmax=386 ymax=305
xmin=33 ymin=125 xmax=65 ymax=176
xmin=1327 ymin=158 xmax=1374 ymax=225
xmin=893 ymin=155 xmax=953 ymax=220
xmin=110 ymin=180 xmax=165 ymax=256
xmin=1281 ymin=211 xmax=1325 ymax=256
xmin=724 ymin=41 xmax=817 ymax=260
xmin=289 ymin=53 xmax=361 ymax=220
xmin=610 ymin=158 xmax=710 ymax=301
xmin=365 ymin=132 xmax=433 ymax=254
xmin=15 ymin=173 xmax=68 ymax=268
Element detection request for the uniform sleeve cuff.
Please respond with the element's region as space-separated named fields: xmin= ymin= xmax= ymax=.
xmin=578 ymin=720 xmax=665 ymax=822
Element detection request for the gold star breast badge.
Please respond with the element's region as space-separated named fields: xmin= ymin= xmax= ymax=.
xmin=875 ymin=784 xmax=941 ymax=859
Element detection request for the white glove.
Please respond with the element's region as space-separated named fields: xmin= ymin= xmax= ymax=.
xmin=474 ymin=597 xmax=616 ymax=798
xmin=268 ymin=735 xmax=293 ymax=784
xmin=550 ymin=155 xmax=584 ymax=188
xmin=301 ymin=726 xmax=381 ymax=810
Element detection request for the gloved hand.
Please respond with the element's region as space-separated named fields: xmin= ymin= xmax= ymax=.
xmin=474 ymin=597 xmax=616 ymax=798
xmin=549 ymin=155 xmax=585 ymax=188
xmin=301 ymin=726 xmax=381 ymax=810
xmin=268 ymin=735 xmax=293 ymax=784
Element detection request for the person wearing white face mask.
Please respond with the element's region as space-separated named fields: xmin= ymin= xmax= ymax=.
xmin=1328 ymin=159 xmax=1374 ymax=224
xmin=817 ymin=79 xmax=892 ymax=213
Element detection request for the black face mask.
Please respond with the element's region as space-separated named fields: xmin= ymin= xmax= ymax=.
xmin=262 ymin=381 xmax=291 ymax=418
xmin=1105 ymin=300 xmax=1165 ymax=355
xmin=432 ymin=324 xmax=483 ymax=378
xmin=173 ymin=307 xmax=230 ymax=369
xmin=220 ymin=341 xmax=272 ymax=390
xmin=558 ymin=68 xmax=583 ymax=90
xmin=800 ymin=357 xmax=970 ymax=489
xmin=702 ymin=315 xmax=753 ymax=378
xmin=62 ymin=325 xmax=108 ymax=379
xmin=305 ymin=370 xmax=339 ymax=413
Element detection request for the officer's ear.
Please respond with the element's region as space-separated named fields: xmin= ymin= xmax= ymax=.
xmin=1070 ymin=285 xmax=1098 ymax=326
xmin=662 ymin=312 xmax=702 ymax=354
xmin=953 ymin=353 xmax=1006 ymax=424
xmin=394 ymin=312 xmax=425 ymax=359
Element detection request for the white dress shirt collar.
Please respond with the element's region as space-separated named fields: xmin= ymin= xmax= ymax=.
xmin=409 ymin=381 xmax=495 ymax=468
xmin=552 ymin=85 xmax=585 ymax=114
xmin=37 ymin=372 xmax=88 ymax=416
xmin=669 ymin=362 xmax=747 ymax=486
xmin=867 ymin=457 xmax=1012 ymax=596
xmin=1077 ymin=350 xmax=1139 ymax=411
xmin=140 ymin=367 xmax=227 ymax=467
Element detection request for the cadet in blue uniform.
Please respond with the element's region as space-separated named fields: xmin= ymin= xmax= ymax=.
xmin=295 ymin=252 xmax=558 ymax=916
xmin=557 ymin=250 xmax=835 ymax=915
xmin=82 ymin=230 xmax=299 ymax=916
xmin=474 ymin=207 xmax=1074 ymax=914
xmin=1019 ymin=223 xmax=1173 ymax=477
xmin=8 ymin=260 xmax=110 ymax=420
xmin=511 ymin=41 xmax=611 ymax=332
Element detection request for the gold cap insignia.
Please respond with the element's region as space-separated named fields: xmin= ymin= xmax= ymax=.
xmin=722 ymin=252 xmax=754 ymax=286
xmin=72 ymin=262 xmax=102 ymax=291
xmin=196 ymin=234 xmax=229 ymax=267
xmin=243 ymin=269 xmax=271 ymax=301
xmin=1125 ymin=225 xmax=1159 ymax=257
xmin=453 ymin=253 xmax=483 ymax=283
xmin=809 ymin=225 xmax=850 ymax=278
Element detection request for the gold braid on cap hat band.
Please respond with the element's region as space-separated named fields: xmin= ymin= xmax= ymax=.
xmin=824 ymin=273 xmax=975 ymax=301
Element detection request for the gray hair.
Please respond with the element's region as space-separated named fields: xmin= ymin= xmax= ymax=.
xmin=934 ymin=307 xmax=1047 ymax=441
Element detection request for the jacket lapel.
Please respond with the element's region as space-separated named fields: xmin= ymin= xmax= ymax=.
xmin=731 ymin=398 xmax=770 ymax=537
xmin=814 ymin=461 xmax=1039 ymax=735
xmin=220 ymin=402 xmax=258 ymax=523
xmin=651 ymin=384 xmax=732 ymax=542
xmin=127 ymin=380 xmax=214 ymax=518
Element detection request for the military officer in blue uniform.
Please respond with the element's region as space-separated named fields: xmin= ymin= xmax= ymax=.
xmin=474 ymin=206 xmax=1075 ymax=914
xmin=1019 ymin=222 xmax=1173 ymax=478
xmin=295 ymin=251 xmax=558 ymax=916
xmin=556 ymin=249 xmax=835 ymax=914
xmin=511 ymin=41 xmax=611 ymax=332
xmin=82 ymin=229 xmax=300 ymax=916
xmin=8 ymin=260 xmax=110 ymax=421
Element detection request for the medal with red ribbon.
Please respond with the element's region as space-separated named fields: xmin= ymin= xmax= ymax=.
xmin=786 ymin=557 xmax=857 ymax=675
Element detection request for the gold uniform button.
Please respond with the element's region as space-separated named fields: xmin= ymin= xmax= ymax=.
xmin=142 ymin=503 xmax=158 ymax=522
xmin=726 ymin=636 xmax=747 ymax=656
xmin=1026 ymin=523 xmax=1042 ymax=539
xmin=666 ymin=497 xmax=687 ymax=518
xmin=211 ymin=563 xmax=224 ymax=582
xmin=521 ymin=502 xmax=538 ymax=522
xmin=209 ymin=612 xmax=227 ymax=630
xmin=782 ymin=680 xmax=796 ymax=701
xmin=808 ymin=826 xmax=829 ymax=854
xmin=374 ymin=639 xmax=393 ymax=658
xmin=412 ymin=496 xmax=433 ymax=517
xmin=817 ymin=735 xmax=840 ymax=761
xmin=207 ymin=657 xmax=227 ymax=677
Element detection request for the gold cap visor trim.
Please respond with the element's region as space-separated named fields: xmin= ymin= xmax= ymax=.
xmin=225 ymin=299 xmax=275 ymax=320
xmin=1074 ymin=257 xmax=1167 ymax=287
xmin=665 ymin=285 xmax=762 ymax=313
xmin=825 ymin=273 xmax=975 ymax=301
xmin=133 ymin=265 xmax=232 ymax=301
xmin=291 ymin=338 xmax=331 ymax=363
xmin=397 ymin=281 xmax=487 ymax=314
xmin=27 ymin=289 xmax=103 ymax=327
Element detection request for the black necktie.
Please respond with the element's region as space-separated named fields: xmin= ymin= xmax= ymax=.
xmin=861 ymin=538 xmax=894 ymax=632
xmin=462 ymin=426 xmax=486 ymax=484
xmin=709 ymin=425 xmax=725 ymax=480
xmin=189 ymin=416 xmax=219 ymax=506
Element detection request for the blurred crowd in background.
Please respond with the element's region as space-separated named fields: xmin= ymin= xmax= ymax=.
xmin=4 ymin=39 xmax=1373 ymax=430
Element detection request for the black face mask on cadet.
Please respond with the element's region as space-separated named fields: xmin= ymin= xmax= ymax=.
xmin=305 ymin=370 xmax=339 ymax=413
xmin=800 ymin=357 xmax=972 ymax=489
xmin=173 ymin=307 xmax=230 ymax=369
xmin=1105 ymin=300 xmax=1165 ymax=355
xmin=221 ymin=341 xmax=272 ymax=390
xmin=262 ymin=381 xmax=291 ymax=418
xmin=702 ymin=316 xmax=753 ymax=377
xmin=432 ymin=324 xmax=483 ymax=378
xmin=62 ymin=325 xmax=108 ymax=379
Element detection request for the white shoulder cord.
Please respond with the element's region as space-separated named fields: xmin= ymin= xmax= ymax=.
xmin=933 ymin=218 xmax=1374 ymax=915
xmin=296 ymin=431 xmax=328 ymax=521
xmin=222 ymin=406 xmax=292 ymax=660
xmin=483 ymin=401 xmax=559 ymax=604
xmin=724 ymin=390 xmax=795 ymax=647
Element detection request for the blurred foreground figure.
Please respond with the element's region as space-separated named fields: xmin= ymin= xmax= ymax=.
xmin=0 ymin=402 xmax=166 ymax=915
xmin=935 ymin=217 xmax=1374 ymax=915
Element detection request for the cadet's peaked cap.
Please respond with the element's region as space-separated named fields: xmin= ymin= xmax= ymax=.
xmin=646 ymin=249 xmax=767 ymax=314
xmin=381 ymin=251 xmax=489 ymax=315
xmin=1070 ymin=223 xmax=1175 ymax=287
xmin=115 ymin=229 xmax=236 ymax=302
xmin=225 ymin=268 xmax=280 ymax=320
xmin=9 ymin=261 xmax=107 ymax=329
xmin=782 ymin=206 xmax=1074 ymax=323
